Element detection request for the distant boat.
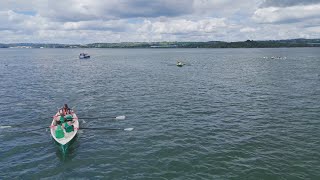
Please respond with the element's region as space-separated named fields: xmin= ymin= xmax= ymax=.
xmin=176 ymin=61 xmax=184 ymax=67
xmin=270 ymin=56 xmax=286 ymax=60
xmin=79 ymin=53 xmax=90 ymax=59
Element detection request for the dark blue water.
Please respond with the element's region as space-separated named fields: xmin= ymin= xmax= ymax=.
xmin=0 ymin=48 xmax=320 ymax=179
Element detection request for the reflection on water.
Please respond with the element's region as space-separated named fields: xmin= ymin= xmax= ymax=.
xmin=55 ymin=135 xmax=79 ymax=162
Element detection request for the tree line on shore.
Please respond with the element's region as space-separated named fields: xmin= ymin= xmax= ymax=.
xmin=1 ymin=39 xmax=320 ymax=48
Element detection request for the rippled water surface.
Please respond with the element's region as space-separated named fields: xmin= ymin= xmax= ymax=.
xmin=0 ymin=48 xmax=320 ymax=179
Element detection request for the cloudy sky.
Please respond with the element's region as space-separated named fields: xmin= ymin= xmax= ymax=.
xmin=1 ymin=0 xmax=320 ymax=43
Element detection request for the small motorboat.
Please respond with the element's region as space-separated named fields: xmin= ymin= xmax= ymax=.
xmin=79 ymin=53 xmax=90 ymax=59
xmin=50 ymin=110 xmax=79 ymax=152
xmin=177 ymin=61 xmax=184 ymax=67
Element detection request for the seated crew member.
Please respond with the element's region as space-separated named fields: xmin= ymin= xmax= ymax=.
xmin=59 ymin=104 xmax=72 ymax=116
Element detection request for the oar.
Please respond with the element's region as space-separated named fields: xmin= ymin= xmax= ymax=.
xmin=70 ymin=106 xmax=77 ymax=113
xmin=79 ymin=127 xmax=134 ymax=131
xmin=0 ymin=125 xmax=29 ymax=129
xmin=0 ymin=125 xmax=12 ymax=129
xmin=0 ymin=125 xmax=50 ymax=133
xmin=79 ymin=115 xmax=126 ymax=120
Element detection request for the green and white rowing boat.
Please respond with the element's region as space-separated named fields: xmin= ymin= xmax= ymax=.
xmin=50 ymin=111 xmax=79 ymax=152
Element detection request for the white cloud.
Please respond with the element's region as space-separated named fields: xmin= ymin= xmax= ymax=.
xmin=193 ymin=0 xmax=261 ymax=16
xmin=0 ymin=0 xmax=320 ymax=43
xmin=240 ymin=27 xmax=257 ymax=33
xmin=307 ymin=26 xmax=320 ymax=33
xmin=253 ymin=3 xmax=320 ymax=23
xmin=137 ymin=18 xmax=227 ymax=34
xmin=62 ymin=20 xmax=131 ymax=31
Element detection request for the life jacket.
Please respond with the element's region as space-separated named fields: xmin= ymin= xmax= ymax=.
xmin=64 ymin=122 xmax=74 ymax=133
xmin=55 ymin=125 xmax=64 ymax=138
xmin=59 ymin=116 xmax=65 ymax=123
xmin=65 ymin=114 xmax=73 ymax=121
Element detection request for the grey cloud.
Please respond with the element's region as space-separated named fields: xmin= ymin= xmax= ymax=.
xmin=112 ymin=0 xmax=193 ymax=18
xmin=261 ymin=0 xmax=320 ymax=7
xmin=39 ymin=0 xmax=194 ymax=22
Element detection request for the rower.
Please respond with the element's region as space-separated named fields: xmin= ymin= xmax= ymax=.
xmin=53 ymin=113 xmax=65 ymax=126
xmin=59 ymin=104 xmax=72 ymax=116
xmin=53 ymin=104 xmax=72 ymax=126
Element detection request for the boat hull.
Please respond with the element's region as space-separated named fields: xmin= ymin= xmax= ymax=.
xmin=50 ymin=112 xmax=79 ymax=152
xmin=176 ymin=62 xmax=184 ymax=67
xmin=79 ymin=56 xmax=90 ymax=59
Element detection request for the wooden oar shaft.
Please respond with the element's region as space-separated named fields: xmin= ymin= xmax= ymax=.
xmin=79 ymin=127 xmax=122 ymax=130
xmin=79 ymin=115 xmax=125 ymax=120
xmin=79 ymin=117 xmax=116 ymax=119
xmin=79 ymin=127 xmax=133 ymax=131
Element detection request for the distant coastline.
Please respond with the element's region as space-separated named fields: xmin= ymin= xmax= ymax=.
xmin=1 ymin=39 xmax=320 ymax=48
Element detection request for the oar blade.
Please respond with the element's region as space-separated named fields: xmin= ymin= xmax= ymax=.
xmin=0 ymin=125 xmax=12 ymax=129
xmin=115 ymin=115 xmax=126 ymax=120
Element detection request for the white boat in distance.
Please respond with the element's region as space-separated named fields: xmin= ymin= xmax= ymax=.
xmin=177 ymin=61 xmax=184 ymax=67
xmin=79 ymin=53 xmax=90 ymax=59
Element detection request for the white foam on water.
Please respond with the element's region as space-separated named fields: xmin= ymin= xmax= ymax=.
xmin=0 ymin=126 xmax=12 ymax=129
xmin=16 ymin=102 xmax=26 ymax=106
